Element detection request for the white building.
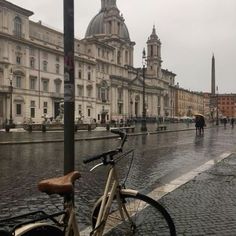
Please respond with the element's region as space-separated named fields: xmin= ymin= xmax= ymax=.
xmin=0 ymin=0 xmax=176 ymax=127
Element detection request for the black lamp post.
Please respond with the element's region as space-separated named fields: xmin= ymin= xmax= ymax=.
xmin=9 ymin=73 xmax=13 ymax=126
xmin=141 ymin=48 xmax=147 ymax=132
xmin=216 ymin=86 xmax=219 ymax=125
xmin=5 ymin=68 xmax=14 ymax=132
xmin=130 ymin=99 xmax=133 ymax=119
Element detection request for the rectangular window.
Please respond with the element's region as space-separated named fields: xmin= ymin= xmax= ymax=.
xmin=30 ymin=101 xmax=36 ymax=118
xmin=42 ymin=80 xmax=49 ymax=92
xmin=56 ymin=64 xmax=60 ymax=74
xmin=88 ymin=108 xmax=91 ymax=117
xmin=43 ymin=101 xmax=48 ymax=114
xmin=56 ymin=55 xmax=60 ymax=62
xmin=118 ymin=103 xmax=123 ymax=114
xmin=30 ymin=57 xmax=35 ymax=68
xmin=30 ymin=77 xmax=36 ymax=90
xmin=31 ymin=107 xmax=35 ymax=118
xmin=16 ymin=104 xmax=22 ymax=115
xmin=16 ymin=56 xmax=21 ymax=64
xmin=29 ymin=48 xmax=35 ymax=56
xmin=87 ymin=88 xmax=92 ymax=97
xmin=118 ymin=88 xmax=123 ymax=100
xmin=16 ymin=76 xmax=21 ymax=88
xmin=43 ymin=61 xmax=48 ymax=71
xmin=78 ymin=70 xmax=82 ymax=79
xmin=55 ymin=83 xmax=61 ymax=93
xmin=78 ymin=86 xmax=83 ymax=97
xmin=101 ymin=88 xmax=106 ymax=102
xmin=78 ymin=104 xmax=82 ymax=116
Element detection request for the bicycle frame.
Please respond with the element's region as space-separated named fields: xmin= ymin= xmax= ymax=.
xmin=89 ymin=161 xmax=138 ymax=236
xmin=63 ymin=202 xmax=80 ymax=236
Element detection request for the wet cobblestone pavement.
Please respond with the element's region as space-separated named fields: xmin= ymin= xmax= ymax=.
xmin=0 ymin=125 xmax=236 ymax=235
xmin=162 ymin=153 xmax=236 ymax=235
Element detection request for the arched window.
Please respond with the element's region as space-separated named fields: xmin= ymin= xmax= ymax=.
xmin=14 ymin=16 xmax=22 ymax=37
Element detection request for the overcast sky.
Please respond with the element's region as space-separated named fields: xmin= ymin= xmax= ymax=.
xmin=10 ymin=0 xmax=236 ymax=93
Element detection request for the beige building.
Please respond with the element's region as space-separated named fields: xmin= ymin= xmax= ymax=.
xmin=175 ymin=85 xmax=204 ymax=117
xmin=0 ymin=0 xmax=176 ymax=127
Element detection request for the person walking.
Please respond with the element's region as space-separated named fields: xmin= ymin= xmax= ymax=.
xmin=223 ymin=117 xmax=227 ymax=129
xmin=195 ymin=115 xmax=205 ymax=135
xmin=231 ymin=118 xmax=235 ymax=128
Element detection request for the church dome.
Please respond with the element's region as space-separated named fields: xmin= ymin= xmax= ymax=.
xmin=85 ymin=0 xmax=130 ymax=41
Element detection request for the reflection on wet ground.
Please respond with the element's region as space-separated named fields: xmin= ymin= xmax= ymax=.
xmin=0 ymin=126 xmax=235 ymax=228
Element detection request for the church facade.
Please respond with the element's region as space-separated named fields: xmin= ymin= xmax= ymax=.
xmin=0 ymin=0 xmax=176 ymax=126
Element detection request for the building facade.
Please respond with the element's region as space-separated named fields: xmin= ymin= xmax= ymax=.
xmin=0 ymin=0 xmax=176 ymax=127
xmin=217 ymin=94 xmax=236 ymax=118
xmin=175 ymin=85 xmax=204 ymax=117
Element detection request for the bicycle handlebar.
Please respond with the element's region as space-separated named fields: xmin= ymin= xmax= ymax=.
xmin=83 ymin=129 xmax=127 ymax=164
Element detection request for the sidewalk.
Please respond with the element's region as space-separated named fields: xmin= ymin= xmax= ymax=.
xmin=159 ymin=152 xmax=236 ymax=235
xmin=0 ymin=123 xmax=201 ymax=145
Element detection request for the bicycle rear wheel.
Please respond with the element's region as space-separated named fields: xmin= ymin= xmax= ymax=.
xmin=15 ymin=223 xmax=63 ymax=236
xmin=92 ymin=192 xmax=176 ymax=236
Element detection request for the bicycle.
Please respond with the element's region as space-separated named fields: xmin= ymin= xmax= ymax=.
xmin=0 ymin=129 xmax=176 ymax=236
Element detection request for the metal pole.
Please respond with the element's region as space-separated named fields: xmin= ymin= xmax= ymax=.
xmin=64 ymin=0 xmax=75 ymax=175
xmin=9 ymin=79 xmax=13 ymax=125
xmin=141 ymin=48 xmax=147 ymax=132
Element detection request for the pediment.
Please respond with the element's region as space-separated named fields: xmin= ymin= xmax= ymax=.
xmin=129 ymin=76 xmax=145 ymax=87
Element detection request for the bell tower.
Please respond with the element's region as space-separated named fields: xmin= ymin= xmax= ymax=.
xmin=146 ymin=25 xmax=162 ymax=78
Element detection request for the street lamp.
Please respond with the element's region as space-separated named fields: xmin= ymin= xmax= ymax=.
xmin=9 ymin=68 xmax=14 ymax=126
xmin=216 ymin=86 xmax=219 ymax=125
xmin=141 ymin=48 xmax=147 ymax=132
xmin=130 ymin=98 xmax=133 ymax=119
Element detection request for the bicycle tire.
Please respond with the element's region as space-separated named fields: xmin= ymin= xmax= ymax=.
xmin=92 ymin=192 xmax=176 ymax=236
xmin=14 ymin=224 xmax=64 ymax=236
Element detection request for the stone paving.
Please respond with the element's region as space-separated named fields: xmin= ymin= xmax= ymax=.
xmin=2 ymin=152 xmax=236 ymax=235
xmin=1 ymin=125 xmax=236 ymax=235
xmin=161 ymin=152 xmax=236 ymax=235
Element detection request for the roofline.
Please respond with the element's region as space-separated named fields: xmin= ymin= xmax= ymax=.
xmin=0 ymin=0 xmax=33 ymax=17
xmin=161 ymin=68 xmax=176 ymax=76
xmin=30 ymin=20 xmax=63 ymax=35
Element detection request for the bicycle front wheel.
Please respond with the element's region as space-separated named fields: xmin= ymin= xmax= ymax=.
xmin=92 ymin=192 xmax=176 ymax=236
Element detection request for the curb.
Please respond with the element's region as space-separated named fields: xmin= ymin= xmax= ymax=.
xmin=0 ymin=126 xmax=217 ymax=145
